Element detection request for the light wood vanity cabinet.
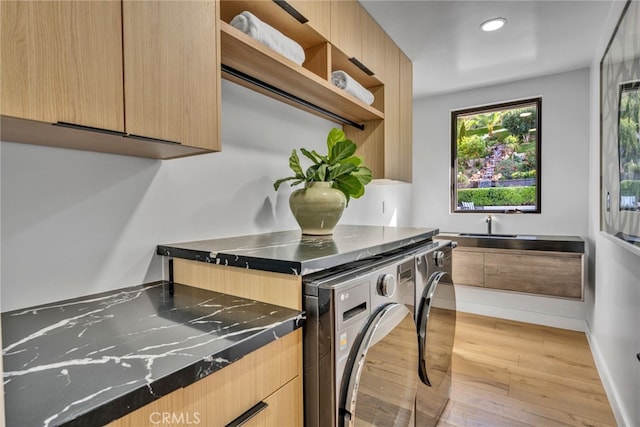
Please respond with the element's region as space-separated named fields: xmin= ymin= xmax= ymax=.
xmin=1 ymin=0 xmax=220 ymax=157
xmin=0 ymin=1 xmax=125 ymax=131
xmin=452 ymin=249 xmax=484 ymax=287
xmin=453 ymin=247 xmax=584 ymax=299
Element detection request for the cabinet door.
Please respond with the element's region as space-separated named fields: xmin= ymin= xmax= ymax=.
xmin=123 ymin=1 xmax=220 ymax=151
xmin=383 ymin=37 xmax=400 ymax=179
xmin=108 ymin=330 xmax=302 ymax=426
xmin=397 ymin=51 xmax=413 ymax=182
xmin=286 ymin=0 xmax=331 ymax=40
xmin=452 ymin=249 xmax=484 ymax=287
xmin=242 ymin=377 xmax=303 ymax=427
xmin=0 ymin=1 xmax=124 ymax=131
xmin=361 ymin=10 xmax=386 ymax=80
xmin=484 ymin=252 xmax=583 ymax=298
xmin=330 ymin=0 xmax=362 ymax=60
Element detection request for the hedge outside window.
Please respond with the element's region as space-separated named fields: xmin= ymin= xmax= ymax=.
xmin=451 ymin=98 xmax=542 ymax=213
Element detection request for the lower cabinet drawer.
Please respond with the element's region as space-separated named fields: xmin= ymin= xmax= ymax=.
xmin=452 ymin=249 xmax=484 ymax=287
xmin=452 ymin=247 xmax=583 ymax=299
xmin=484 ymin=252 xmax=583 ymax=299
xmin=240 ymin=376 xmax=302 ymax=427
xmin=108 ymin=329 xmax=302 ymax=426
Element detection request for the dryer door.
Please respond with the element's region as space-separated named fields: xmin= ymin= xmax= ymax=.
xmin=339 ymin=303 xmax=418 ymax=427
xmin=416 ymin=272 xmax=456 ymax=387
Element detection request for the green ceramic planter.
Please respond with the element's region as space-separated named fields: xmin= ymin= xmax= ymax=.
xmin=289 ymin=182 xmax=347 ymax=235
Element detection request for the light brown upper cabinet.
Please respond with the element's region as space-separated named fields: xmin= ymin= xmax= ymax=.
xmin=330 ymin=0 xmax=362 ymax=62
xmin=361 ymin=10 xmax=387 ymax=82
xmin=330 ymin=0 xmax=385 ymax=79
xmin=1 ymin=0 xmax=219 ymax=159
xmin=383 ymin=38 xmax=401 ymax=179
xmin=1 ymin=1 xmax=125 ymax=131
xmin=123 ymin=1 xmax=220 ymax=151
xmin=397 ymin=51 xmax=413 ymax=182
xmin=346 ymin=35 xmax=413 ymax=183
xmin=285 ymin=0 xmax=331 ymax=40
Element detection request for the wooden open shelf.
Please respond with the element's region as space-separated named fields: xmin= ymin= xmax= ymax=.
xmin=219 ymin=20 xmax=384 ymax=127
xmin=219 ymin=0 xmax=326 ymax=50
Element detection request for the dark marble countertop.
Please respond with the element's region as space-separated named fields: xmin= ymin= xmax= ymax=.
xmin=157 ymin=225 xmax=439 ymax=275
xmin=1 ymin=282 xmax=304 ymax=427
xmin=439 ymin=232 xmax=585 ymax=253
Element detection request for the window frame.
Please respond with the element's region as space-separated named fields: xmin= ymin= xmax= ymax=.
xmin=450 ymin=97 xmax=542 ymax=214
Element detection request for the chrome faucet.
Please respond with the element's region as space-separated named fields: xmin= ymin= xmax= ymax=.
xmin=486 ymin=215 xmax=492 ymax=235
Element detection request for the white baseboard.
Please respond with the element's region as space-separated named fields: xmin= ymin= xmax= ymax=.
xmin=453 ymin=285 xmax=587 ymax=331
xmin=456 ymin=301 xmax=587 ymax=331
xmin=585 ymin=323 xmax=631 ymax=427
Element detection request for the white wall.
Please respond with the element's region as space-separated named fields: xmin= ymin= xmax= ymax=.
xmin=0 ymin=80 xmax=412 ymax=312
xmin=586 ymin=2 xmax=640 ymax=425
xmin=412 ymin=68 xmax=591 ymax=330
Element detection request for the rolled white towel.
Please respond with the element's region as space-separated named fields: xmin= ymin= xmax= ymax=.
xmin=331 ymin=70 xmax=375 ymax=106
xmin=230 ymin=11 xmax=305 ymax=66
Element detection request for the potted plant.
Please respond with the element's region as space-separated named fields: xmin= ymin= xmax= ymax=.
xmin=273 ymin=128 xmax=372 ymax=235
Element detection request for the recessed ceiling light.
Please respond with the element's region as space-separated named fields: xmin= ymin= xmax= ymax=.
xmin=480 ymin=17 xmax=507 ymax=32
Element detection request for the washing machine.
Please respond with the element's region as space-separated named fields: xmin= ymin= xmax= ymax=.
xmin=303 ymin=251 xmax=419 ymax=427
xmin=412 ymin=240 xmax=457 ymax=426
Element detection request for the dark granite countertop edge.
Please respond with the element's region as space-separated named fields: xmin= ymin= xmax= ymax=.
xmin=66 ymin=312 xmax=304 ymax=426
xmin=157 ymin=229 xmax=439 ymax=276
xmin=157 ymin=246 xmax=214 ymax=263
xmin=439 ymin=233 xmax=585 ymax=253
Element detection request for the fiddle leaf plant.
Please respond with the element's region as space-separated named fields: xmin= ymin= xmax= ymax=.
xmin=273 ymin=128 xmax=372 ymax=205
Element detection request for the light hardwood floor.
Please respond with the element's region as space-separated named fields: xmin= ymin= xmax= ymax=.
xmin=437 ymin=312 xmax=617 ymax=427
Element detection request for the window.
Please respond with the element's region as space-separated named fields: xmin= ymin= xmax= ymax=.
xmin=451 ymin=97 xmax=541 ymax=213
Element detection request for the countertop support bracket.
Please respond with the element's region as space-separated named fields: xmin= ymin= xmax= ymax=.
xmin=169 ymin=258 xmax=174 ymax=296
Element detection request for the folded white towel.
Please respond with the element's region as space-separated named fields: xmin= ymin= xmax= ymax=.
xmin=230 ymin=11 xmax=305 ymax=66
xmin=331 ymin=70 xmax=375 ymax=106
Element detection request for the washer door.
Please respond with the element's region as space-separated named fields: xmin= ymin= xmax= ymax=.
xmin=416 ymin=272 xmax=456 ymax=387
xmin=339 ymin=303 xmax=418 ymax=427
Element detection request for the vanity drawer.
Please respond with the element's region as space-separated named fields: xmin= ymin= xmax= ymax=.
xmin=452 ymin=247 xmax=583 ymax=299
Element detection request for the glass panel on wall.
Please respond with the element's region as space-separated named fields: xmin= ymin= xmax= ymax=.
xmin=451 ymin=98 xmax=542 ymax=213
xmin=618 ymin=81 xmax=640 ymax=212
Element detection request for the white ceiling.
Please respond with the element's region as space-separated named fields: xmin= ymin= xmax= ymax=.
xmin=360 ymin=0 xmax=617 ymax=98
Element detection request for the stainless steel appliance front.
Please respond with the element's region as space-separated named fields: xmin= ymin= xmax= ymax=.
xmin=412 ymin=240 xmax=457 ymax=426
xmin=303 ymin=252 xmax=418 ymax=427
